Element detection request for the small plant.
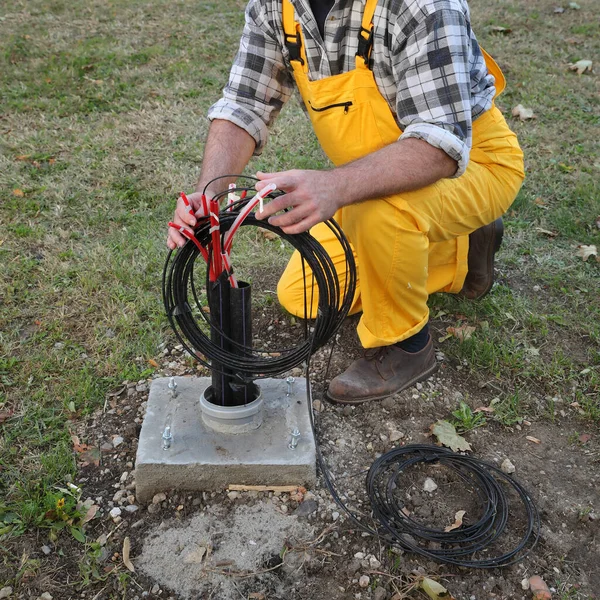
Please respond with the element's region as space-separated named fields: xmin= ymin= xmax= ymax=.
xmin=493 ymin=393 xmax=524 ymax=427
xmin=451 ymin=401 xmax=487 ymax=433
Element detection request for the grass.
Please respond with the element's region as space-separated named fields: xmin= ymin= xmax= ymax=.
xmin=0 ymin=0 xmax=599 ymax=595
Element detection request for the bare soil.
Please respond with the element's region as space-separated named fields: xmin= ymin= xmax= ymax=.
xmin=4 ymin=308 xmax=598 ymax=600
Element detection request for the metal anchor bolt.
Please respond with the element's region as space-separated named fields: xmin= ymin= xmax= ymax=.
xmin=162 ymin=425 xmax=172 ymax=450
xmin=286 ymin=376 xmax=295 ymax=396
xmin=288 ymin=427 xmax=300 ymax=450
xmin=168 ymin=377 xmax=178 ymax=398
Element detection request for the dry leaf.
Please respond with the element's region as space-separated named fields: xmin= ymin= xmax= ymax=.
xmin=474 ymin=406 xmax=495 ymax=414
xmin=569 ymin=59 xmax=592 ymax=75
xmin=183 ymin=545 xmax=206 ymax=564
xmin=579 ymin=433 xmax=592 ymax=444
xmin=261 ymin=230 xmax=278 ymax=241
xmin=535 ymin=227 xmax=558 ymax=237
xmin=81 ymin=504 xmax=99 ymax=525
xmin=576 ymin=244 xmax=598 ymax=261
xmin=529 ymin=575 xmax=551 ymax=600
xmin=122 ymin=537 xmax=135 ymax=573
xmin=71 ymin=434 xmax=89 ymax=453
xmin=444 ymin=510 xmax=466 ymax=532
xmin=526 ymin=436 xmax=541 ymax=444
xmin=0 ymin=411 xmax=14 ymax=424
xmin=248 ymin=594 xmax=265 ymax=600
xmin=13 ymin=189 xmax=24 ymax=197
xmin=148 ymin=358 xmax=159 ymax=368
xmin=79 ymin=447 xmax=101 ymax=467
xmin=512 ymin=104 xmax=536 ymax=121
xmin=490 ymin=25 xmax=512 ymax=34
xmin=446 ymin=324 xmax=476 ymax=342
xmin=431 ymin=420 xmax=472 ymax=452
xmin=420 ymin=577 xmax=456 ymax=600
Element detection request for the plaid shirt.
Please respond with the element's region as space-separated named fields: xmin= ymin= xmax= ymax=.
xmin=208 ymin=0 xmax=495 ymax=177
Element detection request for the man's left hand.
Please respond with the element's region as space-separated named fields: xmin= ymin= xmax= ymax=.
xmin=255 ymin=169 xmax=341 ymax=234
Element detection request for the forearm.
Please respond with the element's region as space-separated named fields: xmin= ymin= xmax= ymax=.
xmin=196 ymin=119 xmax=257 ymax=197
xmin=333 ymin=138 xmax=457 ymax=207
xmin=255 ymin=138 xmax=457 ymax=234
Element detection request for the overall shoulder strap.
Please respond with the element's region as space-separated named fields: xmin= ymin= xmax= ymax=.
xmin=480 ymin=47 xmax=506 ymax=97
xmin=357 ymin=0 xmax=379 ymax=65
xmin=282 ymin=0 xmax=305 ymax=65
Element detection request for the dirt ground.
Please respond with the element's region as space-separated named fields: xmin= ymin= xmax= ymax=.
xmin=5 ymin=302 xmax=598 ymax=600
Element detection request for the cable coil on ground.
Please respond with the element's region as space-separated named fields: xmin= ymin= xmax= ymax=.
xmin=315 ymin=441 xmax=540 ymax=568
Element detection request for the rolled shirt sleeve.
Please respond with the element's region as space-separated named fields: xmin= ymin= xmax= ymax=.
xmin=207 ymin=0 xmax=294 ymax=155
xmin=393 ymin=9 xmax=483 ymax=177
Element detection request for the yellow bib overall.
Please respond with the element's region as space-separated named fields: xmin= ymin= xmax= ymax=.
xmin=277 ymin=0 xmax=525 ymax=348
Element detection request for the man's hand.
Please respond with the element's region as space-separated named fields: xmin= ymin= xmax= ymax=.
xmin=167 ymin=191 xmax=205 ymax=249
xmin=254 ymin=169 xmax=341 ymax=234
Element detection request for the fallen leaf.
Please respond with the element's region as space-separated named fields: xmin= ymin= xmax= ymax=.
xmin=13 ymin=188 xmax=24 ymax=197
xmin=535 ymin=227 xmax=558 ymax=237
xmin=261 ymin=230 xmax=278 ymax=241
xmin=71 ymin=434 xmax=89 ymax=453
xmin=529 ymin=575 xmax=551 ymax=600
xmin=122 ymin=537 xmax=135 ymax=573
xmin=569 ymin=59 xmax=592 ymax=75
xmin=420 ymin=577 xmax=456 ymax=600
xmin=444 ymin=510 xmax=467 ymax=532
xmin=148 ymin=358 xmax=159 ymax=368
xmin=579 ymin=433 xmax=592 ymax=444
xmin=474 ymin=406 xmax=495 ymax=414
xmin=81 ymin=504 xmax=99 ymax=525
xmin=183 ymin=545 xmax=206 ymax=564
xmin=490 ymin=25 xmax=512 ymax=34
xmin=576 ymin=244 xmax=598 ymax=262
xmin=512 ymin=104 xmax=536 ymax=121
xmin=446 ymin=324 xmax=476 ymax=342
xmin=431 ymin=420 xmax=472 ymax=452
xmin=15 ymin=155 xmax=30 ymax=161
xmin=248 ymin=594 xmax=265 ymax=600
xmin=526 ymin=436 xmax=541 ymax=444
xmin=78 ymin=446 xmax=101 ymax=467
xmin=0 ymin=411 xmax=14 ymax=424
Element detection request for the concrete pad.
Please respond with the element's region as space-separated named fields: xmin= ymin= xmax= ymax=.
xmin=135 ymin=377 xmax=316 ymax=503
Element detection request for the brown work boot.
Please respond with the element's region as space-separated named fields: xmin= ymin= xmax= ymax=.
xmin=459 ymin=217 xmax=504 ymax=300
xmin=326 ymin=337 xmax=438 ymax=404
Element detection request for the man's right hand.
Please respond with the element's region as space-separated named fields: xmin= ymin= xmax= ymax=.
xmin=167 ymin=191 xmax=206 ymax=249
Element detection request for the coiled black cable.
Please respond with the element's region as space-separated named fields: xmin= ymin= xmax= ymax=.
xmin=310 ymin=413 xmax=540 ymax=567
xmin=163 ymin=179 xmax=356 ymax=380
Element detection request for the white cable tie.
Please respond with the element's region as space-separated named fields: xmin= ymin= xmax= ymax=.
xmin=256 ymin=183 xmax=277 ymax=214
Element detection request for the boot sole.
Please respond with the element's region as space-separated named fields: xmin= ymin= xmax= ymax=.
xmin=325 ymin=361 xmax=439 ymax=405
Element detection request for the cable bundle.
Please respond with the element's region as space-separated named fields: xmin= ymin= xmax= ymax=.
xmin=317 ymin=443 xmax=540 ymax=568
xmin=163 ymin=178 xmax=356 ymax=380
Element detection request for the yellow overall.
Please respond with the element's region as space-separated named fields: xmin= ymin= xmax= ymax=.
xmin=277 ymin=0 xmax=525 ymax=348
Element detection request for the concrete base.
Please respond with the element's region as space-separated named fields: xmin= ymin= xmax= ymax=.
xmin=135 ymin=377 xmax=316 ymax=504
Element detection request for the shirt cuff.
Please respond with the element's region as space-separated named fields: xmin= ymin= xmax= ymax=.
xmin=399 ymin=122 xmax=470 ymax=178
xmin=207 ymin=99 xmax=269 ymax=156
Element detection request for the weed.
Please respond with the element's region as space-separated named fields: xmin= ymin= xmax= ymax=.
xmin=451 ymin=401 xmax=487 ymax=433
xmin=493 ymin=393 xmax=524 ymax=427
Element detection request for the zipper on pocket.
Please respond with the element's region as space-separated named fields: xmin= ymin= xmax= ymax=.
xmin=309 ymin=101 xmax=353 ymax=114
